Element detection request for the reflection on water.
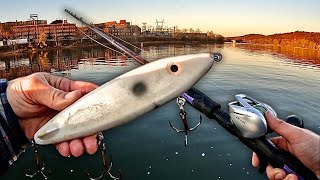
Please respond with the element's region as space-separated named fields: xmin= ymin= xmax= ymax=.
xmin=234 ymin=44 xmax=320 ymax=67
xmin=141 ymin=44 xmax=220 ymax=61
xmin=79 ymin=50 xmax=134 ymax=67
xmin=2 ymin=44 xmax=318 ymax=80
xmin=1 ymin=44 xmax=320 ymax=180
xmin=0 ymin=48 xmax=138 ymax=80
xmin=0 ymin=50 xmax=78 ymax=79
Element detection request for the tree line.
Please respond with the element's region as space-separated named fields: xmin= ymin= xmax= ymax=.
xmin=226 ymin=31 xmax=320 ymax=50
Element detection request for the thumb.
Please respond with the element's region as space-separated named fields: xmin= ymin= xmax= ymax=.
xmin=37 ymin=87 xmax=82 ymax=111
xmin=266 ymin=111 xmax=302 ymax=141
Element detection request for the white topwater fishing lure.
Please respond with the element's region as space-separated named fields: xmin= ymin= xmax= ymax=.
xmin=34 ymin=53 xmax=215 ymax=145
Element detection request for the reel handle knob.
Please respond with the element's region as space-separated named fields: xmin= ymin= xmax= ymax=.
xmin=266 ymin=115 xmax=304 ymax=134
xmin=285 ymin=115 xmax=304 ymax=128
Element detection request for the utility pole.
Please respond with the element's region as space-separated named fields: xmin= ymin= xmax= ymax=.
xmin=155 ymin=19 xmax=165 ymax=34
xmin=30 ymin=14 xmax=38 ymax=43
xmin=142 ymin=22 xmax=147 ymax=35
xmin=160 ymin=19 xmax=165 ymax=32
xmin=155 ymin=19 xmax=159 ymax=33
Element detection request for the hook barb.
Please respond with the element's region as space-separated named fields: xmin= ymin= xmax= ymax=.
xmin=84 ymin=132 xmax=121 ymax=180
xmin=25 ymin=139 xmax=51 ymax=179
xmin=169 ymin=97 xmax=203 ymax=146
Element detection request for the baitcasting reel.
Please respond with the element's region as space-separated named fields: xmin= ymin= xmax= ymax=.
xmin=228 ymin=94 xmax=277 ymax=138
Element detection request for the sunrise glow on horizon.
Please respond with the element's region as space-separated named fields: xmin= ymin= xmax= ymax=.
xmin=1 ymin=0 xmax=319 ymax=37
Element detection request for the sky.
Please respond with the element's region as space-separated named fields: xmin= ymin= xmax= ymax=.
xmin=1 ymin=0 xmax=319 ymax=37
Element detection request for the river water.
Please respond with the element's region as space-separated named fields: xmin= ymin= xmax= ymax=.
xmin=1 ymin=44 xmax=320 ymax=180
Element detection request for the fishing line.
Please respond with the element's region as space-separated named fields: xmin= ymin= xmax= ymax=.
xmin=109 ymin=33 xmax=143 ymax=52
xmin=77 ymin=30 xmax=142 ymax=67
xmin=80 ymin=25 xmax=320 ymax=117
xmin=200 ymin=79 xmax=234 ymax=97
xmin=77 ymin=28 xmax=124 ymax=55
xmin=266 ymin=54 xmax=320 ymax=114
xmin=204 ymin=44 xmax=320 ymax=116
xmin=78 ymin=28 xmax=142 ymax=67
xmin=71 ymin=9 xmax=320 ymax=117
xmin=199 ymin=62 xmax=320 ymax=115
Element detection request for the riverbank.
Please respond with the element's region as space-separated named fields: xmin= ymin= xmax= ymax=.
xmin=233 ymin=42 xmax=320 ymax=51
xmin=0 ymin=39 xmax=223 ymax=57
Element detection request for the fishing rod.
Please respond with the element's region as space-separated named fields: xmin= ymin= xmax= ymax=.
xmin=77 ymin=27 xmax=125 ymax=55
xmin=64 ymin=9 xmax=317 ymax=179
xmin=65 ymin=9 xmax=148 ymax=65
xmin=182 ymin=89 xmax=318 ymax=180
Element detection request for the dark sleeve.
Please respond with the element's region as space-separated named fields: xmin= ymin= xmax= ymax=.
xmin=0 ymin=79 xmax=29 ymax=176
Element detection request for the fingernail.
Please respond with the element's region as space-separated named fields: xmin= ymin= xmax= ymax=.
xmin=64 ymin=90 xmax=80 ymax=99
xmin=267 ymin=110 xmax=276 ymax=117
xmin=275 ymin=172 xmax=284 ymax=179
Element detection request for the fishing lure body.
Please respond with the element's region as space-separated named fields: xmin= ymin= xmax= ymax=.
xmin=34 ymin=53 xmax=215 ymax=145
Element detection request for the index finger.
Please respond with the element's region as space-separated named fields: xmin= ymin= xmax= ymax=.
xmin=43 ymin=73 xmax=98 ymax=94
xmin=67 ymin=81 xmax=98 ymax=95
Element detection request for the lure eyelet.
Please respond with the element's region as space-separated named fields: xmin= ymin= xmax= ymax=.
xmin=170 ymin=64 xmax=179 ymax=72
xmin=167 ymin=62 xmax=183 ymax=76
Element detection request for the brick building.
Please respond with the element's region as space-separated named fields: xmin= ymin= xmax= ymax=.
xmin=1 ymin=20 xmax=47 ymax=27
xmin=0 ymin=20 xmax=47 ymax=39
xmin=1 ymin=18 xmax=140 ymax=43
xmin=12 ymin=20 xmax=77 ymax=41
xmin=79 ymin=20 xmax=141 ymax=39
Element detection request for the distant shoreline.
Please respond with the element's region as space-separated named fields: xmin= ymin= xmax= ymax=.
xmin=1 ymin=41 xmax=318 ymax=58
xmin=227 ymin=42 xmax=320 ymax=50
xmin=226 ymin=31 xmax=320 ymax=51
xmin=0 ymin=40 xmax=222 ymax=57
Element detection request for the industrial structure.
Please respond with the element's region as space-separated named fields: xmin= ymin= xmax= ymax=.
xmin=12 ymin=19 xmax=77 ymax=40
xmin=141 ymin=20 xmax=173 ymax=37
xmin=140 ymin=21 xmax=209 ymax=40
xmin=0 ymin=17 xmax=142 ymax=48
xmin=0 ymin=14 xmax=77 ymax=47
xmin=0 ymin=19 xmax=47 ymax=27
xmin=0 ymin=13 xmax=217 ymax=48
xmin=79 ymin=20 xmax=141 ymax=39
xmin=0 ymin=14 xmax=47 ymax=39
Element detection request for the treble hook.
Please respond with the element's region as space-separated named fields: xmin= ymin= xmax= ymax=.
xmin=25 ymin=139 xmax=51 ymax=179
xmin=85 ymin=132 xmax=121 ymax=180
xmin=169 ymin=97 xmax=203 ymax=146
